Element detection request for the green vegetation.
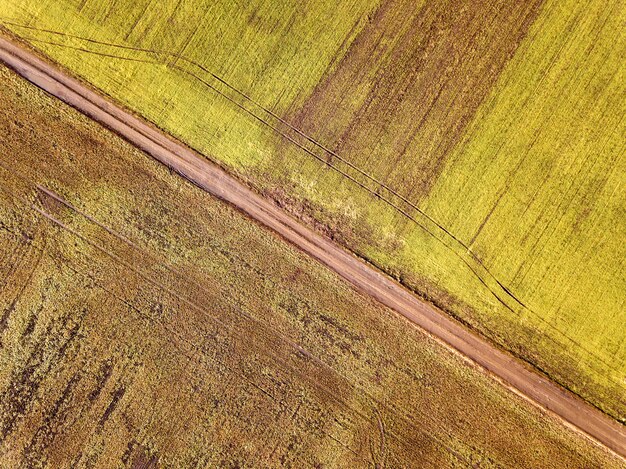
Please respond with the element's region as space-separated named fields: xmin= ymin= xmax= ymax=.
xmin=0 ymin=0 xmax=623 ymax=424
xmin=0 ymin=63 xmax=622 ymax=467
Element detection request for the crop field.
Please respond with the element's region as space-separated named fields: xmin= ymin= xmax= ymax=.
xmin=2 ymin=63 xmax=622 ymax=467
xmin=0 ymin=0 xmax=622 ymax=424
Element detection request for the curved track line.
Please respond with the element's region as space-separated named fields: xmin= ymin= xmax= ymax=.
xmin=0 ymin=35 xmax=624 ymax=460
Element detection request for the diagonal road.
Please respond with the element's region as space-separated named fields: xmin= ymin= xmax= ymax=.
xmin=0 ymin=34 xmax=624 ymax=459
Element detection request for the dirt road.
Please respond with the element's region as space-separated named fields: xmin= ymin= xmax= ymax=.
xmin=0 ymin=34 xmax=624 ymax=459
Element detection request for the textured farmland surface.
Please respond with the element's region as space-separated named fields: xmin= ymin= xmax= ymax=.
xmin=289 ymin=0 xmax=543 ymax=199
xmin=0 ymin=65 xmax=622 ymax=468
xmin=422 ymin=0 xmax=626 ymax=417
xmin=0 ymin=0 xmax=624 ymax=422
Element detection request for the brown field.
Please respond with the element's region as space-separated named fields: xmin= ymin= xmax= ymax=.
xmin=0 ymin=62 xmax=623 ymax=467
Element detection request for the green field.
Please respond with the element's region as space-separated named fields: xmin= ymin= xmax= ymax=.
xmin=1 ymin=0 xmax=624 ymax=422
xmin=2 ymin=63 xmax=622 ymax=467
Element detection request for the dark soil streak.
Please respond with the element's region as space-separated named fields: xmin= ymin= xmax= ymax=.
xmin=88 ymin=360 xmax=114 ymax=402
xmin=23 ymin=371 xmax=83 ymax=465
xmin=99 ymin=386 xmax=126 ymax=426
xmin=131 ymin=448 xmax=159 ymax=469
xmin=0 ymin=297 xmax=17 ymax=343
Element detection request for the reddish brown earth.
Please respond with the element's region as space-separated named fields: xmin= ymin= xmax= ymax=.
xmin=0 ymin=34 xmax=624 ymax=461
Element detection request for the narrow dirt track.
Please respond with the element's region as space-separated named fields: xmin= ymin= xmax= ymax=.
xmin=0 ymin=34 xmax=624 ymax=460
